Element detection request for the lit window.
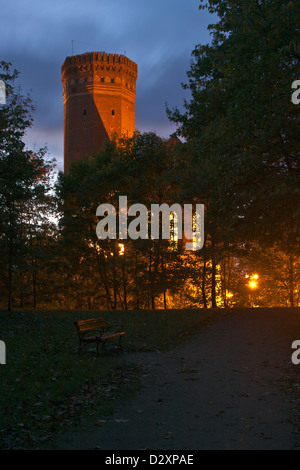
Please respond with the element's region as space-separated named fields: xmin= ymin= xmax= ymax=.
xmin=170 ymin=212 xmax=179 ymax=248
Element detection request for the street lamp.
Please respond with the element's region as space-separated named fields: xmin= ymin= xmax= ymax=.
xmin=249 ymin=280 xmax=258 ymax=289
xmin=225 ymin=291 xmax=234 ymax=308
xmin=246 ymin=274 xmax=259 ymax=307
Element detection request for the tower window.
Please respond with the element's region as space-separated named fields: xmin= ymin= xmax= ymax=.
xmin=111 ymin=78 xmax=115 ymax=83
xmin=112 ymin=110 xmax=115 ymax=116
xmin=101 ymin=77 xmax=104 ymax=82
xmin=83 ymin=109 xmax=87 ymax=116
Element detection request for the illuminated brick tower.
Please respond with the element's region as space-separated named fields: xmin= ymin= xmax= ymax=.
xmin=61 ymin=51 xmax=138 ymax=173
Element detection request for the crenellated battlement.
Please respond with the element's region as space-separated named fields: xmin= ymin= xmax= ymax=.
xmin=62 ymin=51 xmax=138 ymax=79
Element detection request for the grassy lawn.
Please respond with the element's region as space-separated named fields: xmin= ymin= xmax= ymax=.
xmin=0 ymin=308 xmax=217 ymax=449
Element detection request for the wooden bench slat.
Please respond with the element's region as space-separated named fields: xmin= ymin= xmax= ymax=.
xmin=101 ymin=331 xmax=125 ymax=341
xmin=75 ymin=318 xmax=105 ymax=331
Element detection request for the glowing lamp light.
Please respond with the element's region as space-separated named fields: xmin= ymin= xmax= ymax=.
xmin=249 ymin=281 xmax=258 ymax=289
xmin=226 ymin=292 xmax=234 ymax=299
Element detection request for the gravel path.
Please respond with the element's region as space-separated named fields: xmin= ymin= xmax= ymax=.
xmin=56 ymin=309 xmax=300 ymax=450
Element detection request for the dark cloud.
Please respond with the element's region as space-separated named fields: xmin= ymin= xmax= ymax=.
xmin=136 ymin=55 xmax=192 ymax=129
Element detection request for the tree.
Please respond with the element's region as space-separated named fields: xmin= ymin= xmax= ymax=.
xmin=167 ymin=0 xmax=300 ymax=303
xmin=56 ymin=132 xmax=193 ymax=310
xmin=0 ymin=62 xmax=54 ymax=311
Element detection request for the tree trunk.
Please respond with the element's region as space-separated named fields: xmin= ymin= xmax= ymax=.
xmin=134 ymin=253 xmax=140 ymax=309
xmin=211 ymin=236 xmax=217 ymax=308
xmin=96 ymin=252 xmax=112 ymax=309
xmin=201 ymin=235 xmax=208 ymax=308
xmin=32 ymin=271 xmax=37 ymax=309
xmin=288 ymin=254 xmax=295 ymax=307
xmin=149 ymin=249 xmax=155 ymax=309
xmin=122 ymin=252 xmax=128 ymax=310
xmin=8 ymin=210 xmax=14 ymax=312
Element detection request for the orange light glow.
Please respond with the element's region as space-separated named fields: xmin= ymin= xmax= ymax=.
xmin=249 ymin=281 xmax=258 ymax=289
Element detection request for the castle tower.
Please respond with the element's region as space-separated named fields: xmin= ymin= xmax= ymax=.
xmin=61 ymin=51 xmax=138 ymax=173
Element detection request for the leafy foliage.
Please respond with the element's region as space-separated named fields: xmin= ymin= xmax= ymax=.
xmin=0 ymin=62 xmax=56 ymax=310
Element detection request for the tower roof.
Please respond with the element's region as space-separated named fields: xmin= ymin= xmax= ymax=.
xmin=167 ymin=135 xmax=183 ymax=147
xmin=61 ymin=51 xmax=137 ymax=79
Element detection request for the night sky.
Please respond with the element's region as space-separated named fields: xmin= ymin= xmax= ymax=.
xmin=1 ymin=0 xmax=215 ymax=170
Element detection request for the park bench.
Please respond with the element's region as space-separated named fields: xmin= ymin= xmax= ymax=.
xmin=74 ymin=318 xmax=125 ymax=355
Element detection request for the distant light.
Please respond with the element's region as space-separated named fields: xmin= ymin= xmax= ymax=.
xmin=249 ymin=281 xmax=258 ymax=289
xmin=253 ymin=274 xmax=259 ymax=280
xmin=226 ymin=292 xmax=234 ymax=299
xmin=245 ymin=274 xmax=249 ymax=278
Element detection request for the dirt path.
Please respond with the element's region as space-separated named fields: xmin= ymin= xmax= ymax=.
xmin=56 ymin=309 xmax=300 ymax=450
